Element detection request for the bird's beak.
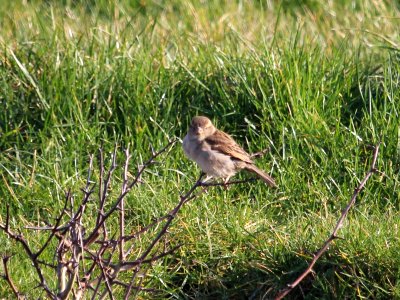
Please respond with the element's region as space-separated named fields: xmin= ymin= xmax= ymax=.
xmin=194 ymin=127 xmax=203 ymax=135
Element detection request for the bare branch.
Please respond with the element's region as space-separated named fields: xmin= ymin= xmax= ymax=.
xmin=97 ymin=146 xmax=105 ymax=227
xmin=136 ymin=173 xmax=203 ymax=261
xmin=87 ymin=247 xmax=111 ymax=300
xmin=114 ymin=279 xmax=159 ymax=292
xmin=200 ymin=178 xmax=257 ymax=187
xmin=97 ymin=256 xmax=115 ymax=300
xmin=250 ymin=148 xmax=270 ymax=158
xmin=84 ymin=139 xmax=176 ymax=247
xmin=5 ymin=204 xmax=10 ymax=233
xmin=57 ymin=266 xmax=78 ymax=300
xmin=275 ymin=143 xmax=380 ymax=300
xmin=125 ymin=266 xmax=149 ymax=299
xmin=118 ymin=244 xmax=182 ymax=272
xmin=34 ymin=190 xmax=69 ymax=259
xmin=121 ymin=172 xmax=203 ymax=298
xmin=0 ymin=205 xmax=55 ymax=298
xmin=1 ymin=139 xmax=270 ymax=299
xmin=119 ymin=146 xmax=131 ymax=261
xmin=98 ymin=145 xmax=118 ymax=226
xmin=2 ymin=256 xmax=24 ymax=299
xmin=122 ymin=169 xmax=258 ymax=297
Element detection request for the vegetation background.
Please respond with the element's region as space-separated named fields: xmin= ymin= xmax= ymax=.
xmin=0 ymin=0 xmax=399 ymax=298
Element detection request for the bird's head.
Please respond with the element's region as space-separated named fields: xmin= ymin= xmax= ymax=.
xmin=189 ymin=116 xmax=216 ymax=140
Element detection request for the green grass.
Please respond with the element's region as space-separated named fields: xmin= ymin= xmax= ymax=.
xmin=1 ymin=0 xmax=399 ymax=298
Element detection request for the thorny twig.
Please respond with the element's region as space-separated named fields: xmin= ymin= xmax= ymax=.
xmin=2 ymin=255 xmax=23 ymax=299
xmin=274 ymin=143 xmax=380 ymax=300
xmin=0 ymin=140 xmax=267 ymax=299
xmin=84 ymin=139 xmax=176 ymax=247
xmin=0 ymin=204 xmax=56 ymax=299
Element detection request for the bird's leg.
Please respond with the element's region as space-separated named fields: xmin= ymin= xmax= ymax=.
xmin=223 ymin=176 xmax=231 ymax=190
xmin=202 ymin=175 xmax=213 ymax=183
xmin=198 ymin=173 xmax=213 ymax=193
xmin=197 ymin=171 xmax=211 ymax=183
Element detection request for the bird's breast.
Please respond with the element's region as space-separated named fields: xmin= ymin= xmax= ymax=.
xmin=183 ymin=136 xmax=236 ymax=177
xmin=182 ymin=134 xmax=196 ymax=160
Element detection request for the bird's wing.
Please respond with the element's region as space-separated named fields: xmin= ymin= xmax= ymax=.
xmin=205 ymin=130 xmax=253 ymax=164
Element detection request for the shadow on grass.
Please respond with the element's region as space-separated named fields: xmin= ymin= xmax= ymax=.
xmin=339 ymin=65 xmax=387 ymax=128
xmin=164 ymin=249 xmax=396 ymax=300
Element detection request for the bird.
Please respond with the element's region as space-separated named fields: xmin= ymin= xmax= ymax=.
xmin=183 ymin=116 xmax=276 ymax=187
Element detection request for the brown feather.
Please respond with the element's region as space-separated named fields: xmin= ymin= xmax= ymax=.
xmin=205 ymin=130 xmax=253 ymax=164
xmin=245 ymin=164 xmax=277 ymax=187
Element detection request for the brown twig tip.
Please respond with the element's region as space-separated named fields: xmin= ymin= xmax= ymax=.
xmin=274 ymin=143 xmax=380 ymax=300
xmin=250 ymin=148 xmax=270 ymax=158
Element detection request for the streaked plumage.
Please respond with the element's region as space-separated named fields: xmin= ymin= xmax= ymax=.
xmin=183 ymin=116 xmax=276 ymax=187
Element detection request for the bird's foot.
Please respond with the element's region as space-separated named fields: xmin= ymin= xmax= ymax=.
xmin=223 ymin=177 xmax=231 ymax=190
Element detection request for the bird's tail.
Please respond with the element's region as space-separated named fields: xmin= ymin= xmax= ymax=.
xmin=245 ymin=164 xmax=277 ymax=187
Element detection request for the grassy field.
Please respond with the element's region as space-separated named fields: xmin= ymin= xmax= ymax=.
xmin=1 ymin=0 xmax=399 ymax=298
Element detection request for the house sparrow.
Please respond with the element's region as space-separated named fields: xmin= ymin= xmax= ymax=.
xmin=183 ymin=116 xmax=276 ymax=187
